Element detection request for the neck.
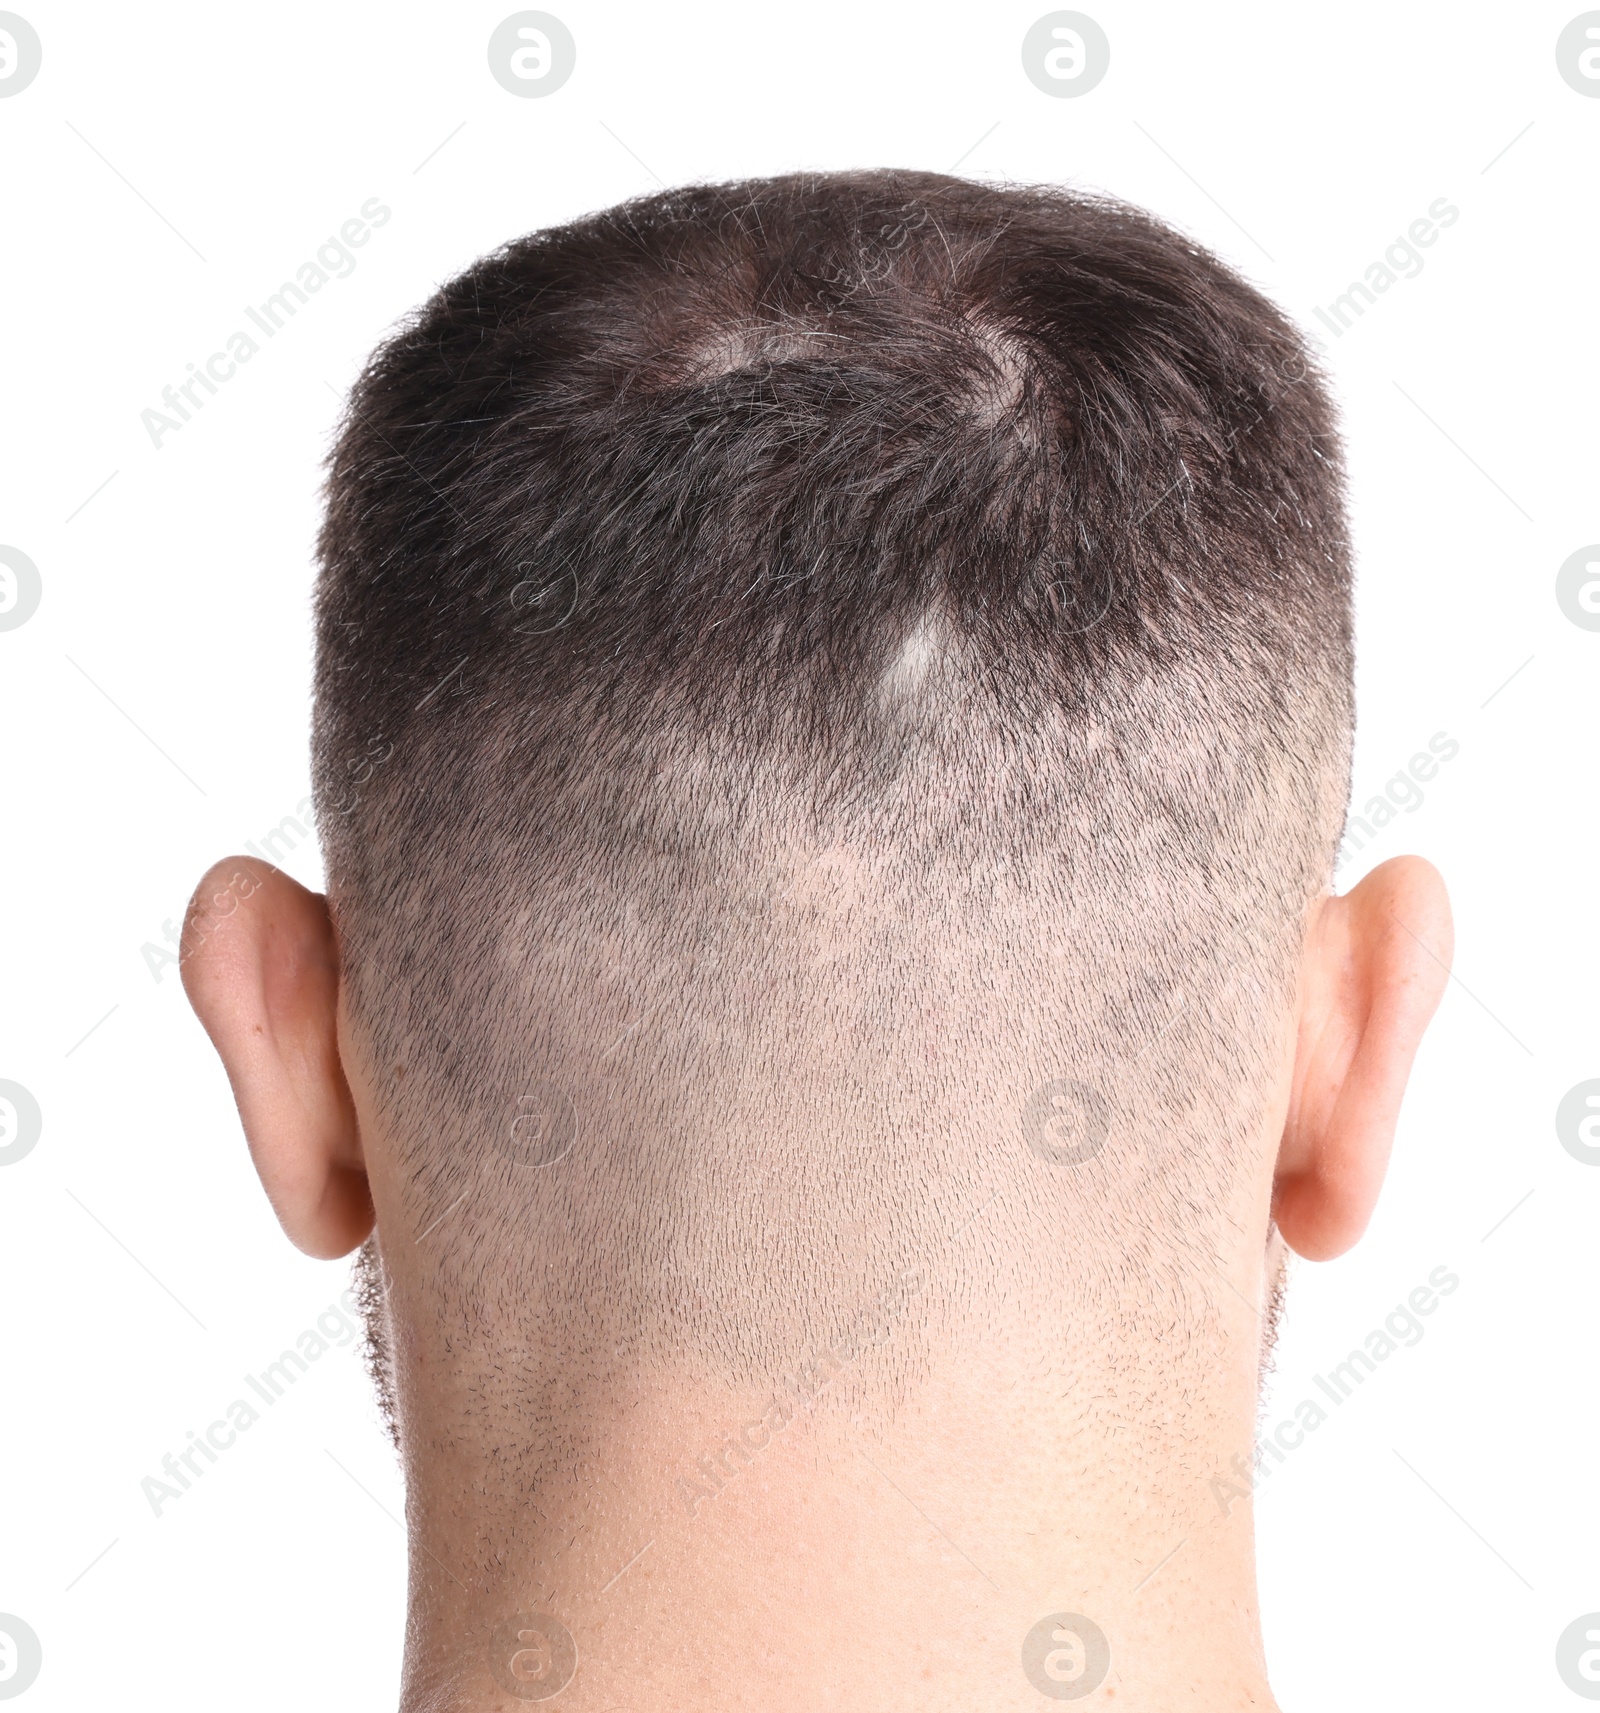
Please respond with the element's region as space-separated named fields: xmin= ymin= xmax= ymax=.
xmin=389 ymin=1270 xmax=1280 ymax=1712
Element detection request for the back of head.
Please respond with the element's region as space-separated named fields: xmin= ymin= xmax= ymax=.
xmin=315 ymin=170 xmax=1350 ymax=1439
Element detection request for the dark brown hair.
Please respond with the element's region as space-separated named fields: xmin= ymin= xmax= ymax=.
xmin=315 ymin=170 xmax=1351 ymax=1385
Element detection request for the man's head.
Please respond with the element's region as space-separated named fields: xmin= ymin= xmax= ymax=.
xmin=182 ymin=170 xmax=1449 ymax=1697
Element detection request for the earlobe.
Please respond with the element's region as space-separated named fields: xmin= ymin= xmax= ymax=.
xmin=1272 ymin=855 xmax=1452 ymax=1262
xmin=181 ymin=857 xmax=374 ymax=1259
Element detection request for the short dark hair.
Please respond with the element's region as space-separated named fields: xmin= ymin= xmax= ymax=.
xmin=315 ymin=170 xmax=1351 ymax=1385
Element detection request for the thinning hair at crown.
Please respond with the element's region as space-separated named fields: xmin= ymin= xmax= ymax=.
xmin=313 ymin=170 xmax=1353 ymax=1384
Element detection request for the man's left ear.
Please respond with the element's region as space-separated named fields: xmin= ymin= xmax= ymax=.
xmin=181 ymin=857 xmax=373 ymax=1259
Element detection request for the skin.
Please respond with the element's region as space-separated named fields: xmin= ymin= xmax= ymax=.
xmin=182 ymin=852 xmax=1450 ymax=1712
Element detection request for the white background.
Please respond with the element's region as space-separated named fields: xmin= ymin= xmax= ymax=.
xmin=1 ymin=2 xmax=1596 ymax=1707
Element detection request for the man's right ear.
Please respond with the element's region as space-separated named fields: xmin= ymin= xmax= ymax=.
xmin=1272 ymin=855 xmax=1452 ymax=1263
xmin=180 ymin=857 xmax=374 ymax=1260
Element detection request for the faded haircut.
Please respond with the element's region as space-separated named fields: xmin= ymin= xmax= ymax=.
xmin=315 ymin=170 xmax=1352 ymax=1398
